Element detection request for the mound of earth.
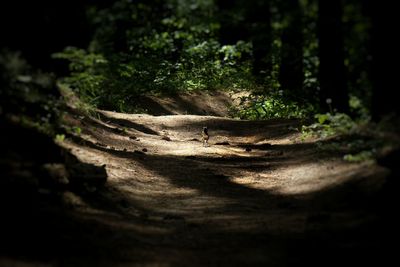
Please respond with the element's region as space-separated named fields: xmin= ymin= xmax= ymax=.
xmin=135 ymin=90 xmax=249 ymax=116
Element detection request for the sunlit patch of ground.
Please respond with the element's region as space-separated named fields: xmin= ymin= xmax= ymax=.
xmin=60 ymin=110 xmax=387 ymax=223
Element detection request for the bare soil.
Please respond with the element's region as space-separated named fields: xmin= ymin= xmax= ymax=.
xmin=0 ymin=94 xmax=397 ymax=267
xmin=135 ymin=90 xmax=249 ymax=116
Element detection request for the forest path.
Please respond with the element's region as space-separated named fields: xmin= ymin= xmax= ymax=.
xmin=49 ymin=109 xmax=389 ymax=266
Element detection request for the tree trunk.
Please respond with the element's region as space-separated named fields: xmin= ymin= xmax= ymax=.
xmin=365 ymin=0 xmax=400 ymax=121
xmin=248 ymin=0 xmax=272 ymax=80
xmin=278 ymin=0 xmax=304 ymax=102
xmin=317 ymin=0 xmax=349 ymax=113
xmin=217 ymin=0 xmax=272 ymax=80
xmin=217 ymin=0 xmax=250 ymax=44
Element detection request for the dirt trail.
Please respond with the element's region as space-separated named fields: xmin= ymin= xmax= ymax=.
xmin=27 ymin=109 xmax=388 ymax=267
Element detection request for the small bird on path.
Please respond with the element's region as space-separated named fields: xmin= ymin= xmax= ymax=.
xmin=201 ymin=126 xmax=209 ymax=147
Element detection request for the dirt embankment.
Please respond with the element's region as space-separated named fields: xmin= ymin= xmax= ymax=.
xmin=135 ymin=90 xmax=249 ymax=116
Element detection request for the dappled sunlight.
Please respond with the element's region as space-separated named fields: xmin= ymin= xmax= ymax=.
xmin=57 ymin=110 xmax=388 ymax=226
xmin=273 ymin=162 xmax=363 ymax=195
xmin=229 ymin=161 xmax=386 ymax=196
xmin=60 ymin=111 xmax=385 ymax=208
xmin=1 ymin=0 xmax=397 ymax=265
xmin=60 ymin=135 xmax=237 ymax=217
xmin=99 ymin=110 xmax=301 ymax=142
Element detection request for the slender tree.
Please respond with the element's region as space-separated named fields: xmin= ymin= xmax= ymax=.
xmin=365 ymin=0 xmax=400 ymax=120
xmin=217 ymin=0 xmax=271 ymax=81
xmin=216 ymin=0 xmax=248 ymax=44
xmin=317 ymin=0 xmax=349 ymax=113
xmin=248 ymin=0 xmax=272 ymax=80
xmin=278 ymin=0 xmax=304 ymax=101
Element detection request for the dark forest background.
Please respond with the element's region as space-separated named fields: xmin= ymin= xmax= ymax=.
xmin=1 ymin=0 xmax=399 ymax=122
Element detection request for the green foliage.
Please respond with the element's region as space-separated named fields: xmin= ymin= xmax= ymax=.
xmin=54 ymin=0 xmax=257 ymax=112
xmin=349 ymin=95 xmax=370 ymax=121
xmin=52 ymin=47 xmax=107 ymax=106
xmin=62 ymin=126 xmax=83 ymax=136
xmin=300 ymin=0 xmax=319 ymax=98
xmin=343 ymin=1 xmax=372 ymax=107
xmin=343 ymin=150 xmax=374 ymax=162
xmin=72 ymin=126 xmax=82 ymax=135
xmin=0 ymin=50 xmax=63 ymax=137
xmin=302 ymin=112 xmax=356 ymax=139
xmin=302 ymin=94 xmax=372 ymax=139
xmin=18 ymin=115 xmax=54 ymax=136
xmin=314 ymin=135 xmax=379 ymax=163
xmin=55 ymin=134 xmax=66 ymax=142
xmin=57 ymin=82 xmax=99 ymax=117
xmin=302 ymin=94 xmax=371 ymax=139
xmin=231 ymin=90 xmax=315 ymax=120
xmin=51 ymin=0 xmax=373 ymax=121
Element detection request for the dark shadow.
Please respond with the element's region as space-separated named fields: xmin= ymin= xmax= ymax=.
xmin=98 ymin=112 xmax=160 ymax=136
xmin=184 ymin=154 xmax=279 ymax=163
xmin=236 ymin=143 xmax=273 ymax=150
xmin=173 ymin=94 xmax=219 ymax=116
xmin=136 ymin=96 xmax=174 ymax=115
xmin=82 ymin=116 xmax=130 ymax=136
xmin=136 ymin=92 xmax=232 ymax=116
xmin=141 ymin=156 xmax=271 ymax=200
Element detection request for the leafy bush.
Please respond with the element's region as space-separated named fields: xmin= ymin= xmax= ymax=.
xmin=52 ymin=47 xmax=107 ymax=105
xmin=343 ymin=150 xmax=374 ymax=162
xmin=0 ymin=50 xmax=62 ymax=136
xmin=302 ymin=112 xmax=357 ymax=138
xmin=55 ymin=134 xmax=66 ymax=142
xmin=301 ymin=94 xmax=372 ymax=139
xmin=349 ymin=95 xmax=370 ymax=121
xmin=231 ymin=90 xmax=315 ymax=119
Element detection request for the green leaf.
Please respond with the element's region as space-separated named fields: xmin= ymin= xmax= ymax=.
xmin=316 ymin=114 xmax=329 ymax=124
xmin=55 ymin=134 xmax=65 ymax=142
